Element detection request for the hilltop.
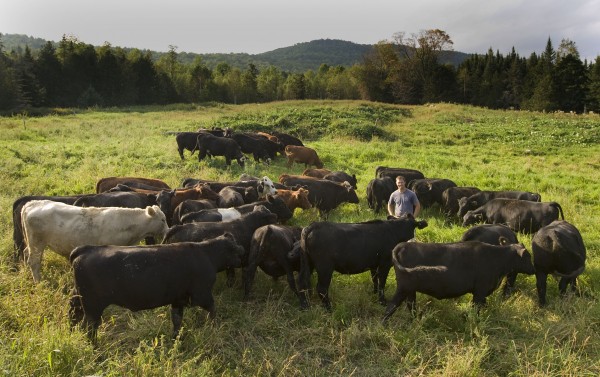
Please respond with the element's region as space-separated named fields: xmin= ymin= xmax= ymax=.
xmin=2 ymin=33 xmax=469 ymax=72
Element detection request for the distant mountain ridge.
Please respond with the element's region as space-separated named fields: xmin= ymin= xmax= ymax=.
xmin=1 ymin=33 xmax=469 ymax=72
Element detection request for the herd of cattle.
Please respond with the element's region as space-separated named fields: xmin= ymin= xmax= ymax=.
xmin=11 ymin=128 xmax=587 ymax=341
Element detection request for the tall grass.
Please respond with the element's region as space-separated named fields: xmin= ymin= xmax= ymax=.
xmin=0 ymin=100 xmax=599 ymax=376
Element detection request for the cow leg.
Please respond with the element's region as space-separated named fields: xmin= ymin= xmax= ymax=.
xmin=558 ymin=277 xmax=570 ymax=296
xmin=370 ymin=269 xmax=378 ymax=294
xmin=535 ymin=271 xmax=548 ymax=306
xmin=406 ymin=291 xmax=417 ymax=314
xmin=242 ymin=263 xmax=257 ymax=299
xmin=178 ymin=147 xmax=185 ymax=160
xmin=286 ymin=269 xmax=298 ymax=296
xmin=198 ymin=149 xmax=206 ymax=161
xmin=382 ymin=289 xmax=408 ymax=322
xmin=225 ymin=156 xmax=232 ymax=166
xmin=171 ymin=306 xmax=184 ymax=339
xmin=472 ymin=293 xmax=487 ymax=311
xmin=225 ymin=268 xmax=236 ymax=287
xmin=377 ymin=266 xmax=391 ymax=306
xmin=315 ymin=269 xmax=333 ymax=311
xmin=502 ymin=271 xmax=518 ymax=298
xmin=144 ymin=236 xmax=155 ymax=245
xmin=25 ymin=244 xmax=44 ymax=283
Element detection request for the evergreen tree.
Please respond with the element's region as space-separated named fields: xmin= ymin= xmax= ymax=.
xmin=587 ymin=57 xmax=600 ymax=112
xmin=555 ymin=54 xmax=588 ymax=112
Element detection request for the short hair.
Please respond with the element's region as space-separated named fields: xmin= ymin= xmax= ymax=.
xmin=395 ymin=175 xmax=406 ymax=182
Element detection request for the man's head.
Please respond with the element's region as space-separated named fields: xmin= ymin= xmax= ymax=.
xmin=396 ymin=176 xmax=406 ymax=191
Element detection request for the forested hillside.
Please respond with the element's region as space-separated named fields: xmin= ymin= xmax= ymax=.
xmin=1 ymin=31 xmax=598 ymax=114
xmin=1 ymin=34 xmax=466 ymax=71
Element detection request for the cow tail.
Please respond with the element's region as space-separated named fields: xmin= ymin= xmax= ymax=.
xmin=366 ymin=184 xmax=374 ymax=209
xmin=553 ymin=202 xmax=565 ymax=220
xmin=298 ymin=227 xmax=312 ymax=305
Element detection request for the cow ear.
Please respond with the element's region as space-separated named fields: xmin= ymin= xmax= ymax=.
xmin=417 ymin=220 xmax=428 ymax=229
xmin=146 ymin=206 xmax=156 ymax=216
xmin=516 ymin=244 xmax=527 ymax=257
xmin=222 ymin=232 xmax=236 ymax=242
xmin=387 ymin=215 xmax=397 ymax=220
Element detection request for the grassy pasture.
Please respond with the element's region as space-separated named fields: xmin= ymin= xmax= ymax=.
xmin=0 ymin=100 xmax=599 ymax=376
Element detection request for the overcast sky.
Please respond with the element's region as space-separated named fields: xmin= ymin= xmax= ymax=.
xmin=2 ymin=0 xmax=599 ymax=61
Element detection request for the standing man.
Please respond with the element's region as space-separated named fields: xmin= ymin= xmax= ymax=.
xmin=388 ymin=175 xmax=421 ymax=218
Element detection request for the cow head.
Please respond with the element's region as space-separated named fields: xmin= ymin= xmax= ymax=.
xmin=294 ymin=188 xmax=312 ymax=210
xmin=155 ymin=190 xmax=175 ymax=217
xmin=287 ymin=241 xmax=301 ymax=261
xmin=266 ymin=195 xmax=293 ymax=222
xmin=341 ymin=182 xmax=359 ymax=204
xmin=146 ymin=205 xmax=169 ymax=241
xmin=462 ymin=211 xmax=483 ymax=227
xmin=457 ymin=197 xmax=478 ymax=219
xmin=512 ymin=243 xmax=535 ymax=275
xmin=257 ymin=176 xmax=277 ymax=198
xmin=219 ymin=232 xmax=245 ymax=268
xmin=278 ymin=174 xmax=290 ymax=184
xmin=243 ymin=187 xmax=259 ymax=203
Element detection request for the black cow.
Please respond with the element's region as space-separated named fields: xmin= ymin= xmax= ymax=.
xmin=69 ymin=233 xmax=244 ymax=341
xmin=323 ymin=171 xmax=358 ymax=190
xmin=366 ymin=176 xmax=396 ymax=213
xmin=298 ymin=215 xmax=428 ymax=310
xmin=532 ymin=220 xmax=586 ymax=306
xmin=196 ymin=132 xmax=245 ymax=167
xmin=172 ymin=199 xmax=217 ymax=225
xmin=230 ymin=133 xmax=278 ymax=164
xmin=181 ymin=196 xmax=292 ymax=224
xmin=442 ymin=186 xmax=481 ymax=219
xmin=382 ymin=240 xmax=535 ymax=322
xmin=461 ymin=224 xmax=520 ymax=296
xmin=217 ymin=186 xmax=258 ymax=208
xmin=279 ymin=175 xmax=359 ymax=217
xmin=73 ymin=191 xmax=158 ymax=209
xmin=243 ymin=225 xmax=303 ymax=298
xmin=375 ymin=166 xmax=425 ymax=184
xmin=175 ymin=132 xmax=201 ymax=160
xmin=181 ymin=177 xmax=284 ymax=194
xmin=270 ymin=131 xmax=304 ymax=147
xmin=457 ymin=190 xmax=542 ymax=219
xmin=197 ymin=127 xmax=231 ymax=137
xmin=164 ymin=206 xmax=279 ymax=286
xmin=407 ymin=178 xmax=457 ymax=209
xmin=462 ymin=199 xmax=564 ymax=234
xmin=12 ymin=194 xmax=92 ymax=263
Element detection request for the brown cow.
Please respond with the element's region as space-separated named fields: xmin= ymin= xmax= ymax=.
xmin=96 ymin=177 xmax=171 ymax=193
xmin=302 ymin=168 xmax=332 ymax=178
xmin=275 ymin=188 xmax=312 ymax=212
xmin=285 ymin=145 xmax=324 ymax=169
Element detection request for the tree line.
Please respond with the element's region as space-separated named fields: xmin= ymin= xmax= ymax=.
xmin=1 ymin=31 xmax=599 ymax=113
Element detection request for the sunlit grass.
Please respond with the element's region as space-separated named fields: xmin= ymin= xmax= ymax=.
xmin=0 ymin=100 xmax=599 ymax=376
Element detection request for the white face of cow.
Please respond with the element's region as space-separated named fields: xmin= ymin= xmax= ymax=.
xmin=258 ymin=176 xmax=277 ymax=197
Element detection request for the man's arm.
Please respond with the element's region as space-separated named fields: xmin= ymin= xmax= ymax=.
xmin=413 ymin=200 xmax=421 ymax=217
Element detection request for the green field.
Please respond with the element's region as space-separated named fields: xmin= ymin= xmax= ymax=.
xmin=1 ymin=101 xmax=599 ymax=376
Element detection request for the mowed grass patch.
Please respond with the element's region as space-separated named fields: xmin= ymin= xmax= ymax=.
xmin=0 ymin=100 xmax=599 ymax=376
